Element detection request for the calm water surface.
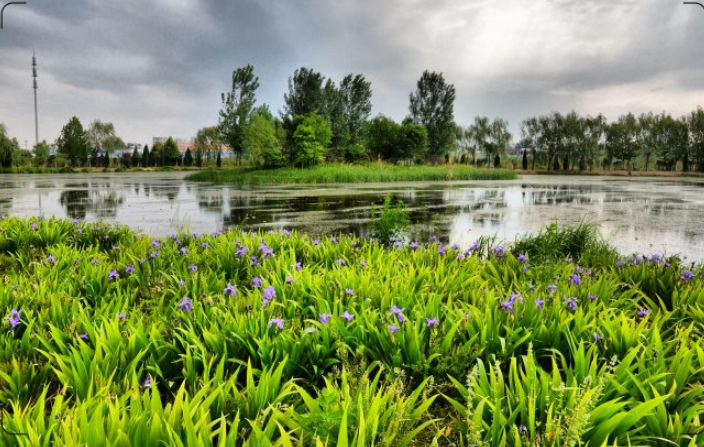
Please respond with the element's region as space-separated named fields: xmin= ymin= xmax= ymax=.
xmin=1 ymin=172 xmax=703 ymax=259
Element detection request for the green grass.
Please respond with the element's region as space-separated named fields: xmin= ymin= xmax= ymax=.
xmin=0 ymin=166 xmax=201 ymax=174
xmin=186 ymin=163 xmax=518 ymax=184
xmin=0 ymin=217 xmax=703 ymax=445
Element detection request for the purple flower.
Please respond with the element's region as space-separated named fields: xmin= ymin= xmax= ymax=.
xmin=108 ymin=270 xmax=120 ymax=282
xmin=7 ymin=309 xmax=21 ymax=330
xmin=517 ymin=253 xmax=528 ymax=263
xmin=268 ymin=318 xmax=284 ymax=330
xmin=178 ymin=297 xmax=193 ymax=313
xmin=336 ymin=258 xmax=346 ymax=266
xmin=117 ymin=312 xmax=126 ymax=320
xmin=188 ymin=264 xmax=197 ymax=273
xmin=637 ymin=307 xmax=650 ymax=319
xmin=31 ymin=223 xmax=38 ymax=231
xmin=201 ymin=242 xmax=210 ymax=249
xmin=11 ymin=284 xmax=18 ymax=290
xmin=438 ymin=245 xmax=446 ymax=256
xmin=224 ymin=283 xmax=237 ymax=297
xmin=425 ymin=317 xmax=438 ymax=327
xmin=501 ymin=300 xmax=514 ymax=314
xmin=149 ymin=250 xmax=160 ymax=260
xmin=523 ymin=264 xmax=529 ymax=273
xmin=547 ymin=284 xmax=557 ymax=293
xmin=75 ymin=228 xmax=84 ymax=234
xmin=319 ymin=313 xmax=331 ymax=324
xmin=568 ymin=274 xmax=581 ymax=286
xmin=616 ymin=258 xmax=625 ymax=268
xmin=170 ymin=233 xmax=178 ymax=241
xmin=79 ymin=332 xmax=89 ymax=342
xmin=313 ymin=239 xmax=319 ymax=246
xmin=112 ymin=245 xmax=120 ymax=252
xmin=429 ymin=235 xmax=438 ymax=243
xmin=152 ymin=239 xmax=161 ymax=249
xmin=178 ymin=279 xmax=186 ymax=287
xmin=393 ymin=240 xmax=404 ymax=249
xmin=565 ymin=256 xmax=573 ymax=263
xmin=250 ymin=256 xmax=259 ymax=267
xmin=564 ymin=296 xmax=578 ymax=312
xmin=680 ymin=270 xmax=695 ymax=281
xmin=47 ymin=255 xmax=57 ymax=265
xmin=125 ymin=264 xmax=135 ymax=275
xmin=492 ymin=245 xmax=506 ymax=257
xmin=587 ymin=293 xmax=597 ymax=301
xmin=284 ymin=229 xmax=291 ymax=237
xmin=286 ymin=276 xmax=294 ymax=284
xmin=535 ymin=298 xmax=545 ymax=310
xmin=260 ymin=242 xmax=274 ymax=258
xmin=330 ymin=237 xmax=338 ymax=244
xmin=451 ymin=243 xmax=460 ymax=250
xmin=457 ymin=252 xmax=466 ymax=261
xmin=593 ymin=332 xmax=604 ymax=342
xmin=391 ymin=305 xmax=405 ymax=323
xmin=138 ymin=258 xmax=146 ymax=265
xmin=410 ymin=241 xmax=419 ymax=250
xmin=341 ymin=310 xmax=355 ymax=322
xmin=72 ymin=219 xmax=80 ymax=225
xmin=468 ymin=241 xmax=481 ymax=252
xmin=263 ymin=286 xmax=276 ymax=302
xmin=649 ymin=253 xmax=662 ymax=263
xmin=388 ymin=324 xmax=400 ymax=334
xmin=235 ymin=245 xmax=248 ymax=257
xmin=345 ymin=288 xmax=354 ymax=296
xmin=295 ymin=262 xmax=302 ymax=272
xmin=143 ymin=374 xmax=152 ymax=389
xmin=251 ymin=276 xmax=262 ymax=288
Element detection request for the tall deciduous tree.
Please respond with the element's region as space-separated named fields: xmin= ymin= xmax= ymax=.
xmin=162 ymin=137 xmax=180 ymax=166
xmin=340 ymin=74 xmax=372 ymax=146
xmin=195 ymin=127 xmax=221 ymax=166
xmin=687 ymin=107 xmax=704 ymax=172
xmin=292 ymin=113 xmax=331 ymax=167
xmin=409 ymin=70 xmax=456 ymax=163
xmin=219 ymin=65 xmax=259 ymax=165
xmin=86 ymin=120 xmax=124 ymax=166
xmin=57 ymin=116 xmax=90 ymax=167
xmin=244 ymin=107 xmax=285 ymax=168
xmin=0 ymin=123 xmax=19 ymax=168
xmin=33 ymin=140 xmax=50 ymax=167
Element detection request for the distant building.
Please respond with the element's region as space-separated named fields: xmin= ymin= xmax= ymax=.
xmin=151 ymin=137 xmax=233 ymax=157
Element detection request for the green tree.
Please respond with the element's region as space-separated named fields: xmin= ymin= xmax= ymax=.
xmin=195 ymin=149 xmax=203 ymax=167
xmin=340 ymin=74 xmax=372 ymax=146
xmin=150 ymin=141 xmax=164 ymax=167
xmin=606 ymin=114 xmax=638 ymax=170
xmin=365 ymin=115 xmax=401 ymax=161
xmin=162 ymin=137 xmax=180 ymax=166
xmin=282 ymin=67 xmax=325 ymax=122
xmin=398 ymin=121 xmax=429 ymax=162
xmin=132 ymin=146 xmax=141 ymax=167
xmin=687 ymin=107 xmax=704 ymax=172
xmin=183 ymin=148 xmax=193 ymax=167
xmin=33 ymin=140 xmax=50 ymax=167
xmin=244 ymin=108 xmax=285 ymax=168
xmin=636 ymin=113 xmax=656 ymax=171
xmin=0 ymin=123 xmax=19 ymax=168
xmin=292 ymin=113 xmax=332 ymax=167
xmin=216 ymin=152 xmax=222 ymax=167
xmin=57 ymin=116 xmax=90 ymax=167
xmin=195 ymin=127 xmax=221 ymax=166
xmin=520 ymin=116 xmax=540 ymax=169
xmin=219 ymin=65 xmax=259 ymax=165
xmin=322 ymin=79 xmax=347 ymax=151
xmin=141 ymin=145 xmax=150 ymax=167
xmin=86 ymin=120 xmax=124 ymax=167
xmin=409 ymin=70 xmax=456 ymax=162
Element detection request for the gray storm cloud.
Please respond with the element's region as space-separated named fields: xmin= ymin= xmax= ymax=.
xmin=1 ymin=0 xmax=702 ymax=146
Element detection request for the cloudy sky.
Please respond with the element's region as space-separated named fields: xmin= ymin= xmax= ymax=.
xmin=1 ymin=0 xmax=702 ymax=147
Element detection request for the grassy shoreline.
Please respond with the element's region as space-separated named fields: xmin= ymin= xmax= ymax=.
xmin=0 ymin=217 xmax=702 ymax=444
xmin=0 ymin=166 xmax=200 ymax=174
xmin=186 ymin=163 xmax=517 ymax=184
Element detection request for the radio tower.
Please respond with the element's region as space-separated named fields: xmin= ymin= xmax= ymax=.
xmin=32 ymin=49 xmax=39 ymax=146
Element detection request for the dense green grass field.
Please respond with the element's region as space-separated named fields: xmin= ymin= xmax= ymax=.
xmin=0 ymin=218 xmax=702 ymax=445
xmin=186 ymin=164 xmax=517 ymax=184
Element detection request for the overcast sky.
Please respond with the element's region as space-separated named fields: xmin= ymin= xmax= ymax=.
xmin=1 ymin=0 xmax=702 ymax=147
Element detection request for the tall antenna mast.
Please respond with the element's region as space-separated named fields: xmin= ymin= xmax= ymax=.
xmin=32 ymin=48 xmax=38 ymax=146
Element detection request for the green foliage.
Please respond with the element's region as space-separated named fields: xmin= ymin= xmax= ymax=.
xmin=0 ymin=217 xmax=703 ymax=445
xmin=219 ymin=64 xmax=259 ymax=164
xmin=409 ymin=70 xmax=456 ymax=162
xmin=364 ymin=116 xmax=428 ymax=162
xmin=183 ymin=148 xmax=193 ymax=167
xmin=245 ymin=108 xmax=286 ymax=168
xmin=57 ymin=116 xmax=90 ymax=167
xmin=370 ymin=195 xmax=410 ymax=244
xmin=0 ymin=123 xmax=19 ymax=168
xmin=162 ymin=137 xmax=181 ymax=166
xmin=32 ymin=141 xmax=50 ymax=167
xmin=292 ymin=113 xmax=332 ymax=167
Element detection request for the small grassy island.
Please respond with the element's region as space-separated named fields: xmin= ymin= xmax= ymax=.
xmin=0 ymin=217 xmax=702 ymax=445
xmin=186 ymin=163 xmax=517 ymax=185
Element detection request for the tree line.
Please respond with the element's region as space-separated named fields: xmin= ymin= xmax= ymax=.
xmin=2 ymin=64 xmax=704 ymax=172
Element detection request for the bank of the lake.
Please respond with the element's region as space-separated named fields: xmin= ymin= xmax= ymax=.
xmin=186 ymin=163 xmax=517 ymax=184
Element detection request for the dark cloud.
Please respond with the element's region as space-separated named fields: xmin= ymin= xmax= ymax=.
xmin=1 ymin=0 xmax=702 ymax=146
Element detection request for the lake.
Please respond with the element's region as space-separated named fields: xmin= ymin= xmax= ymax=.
xmin=1 ymin=172 xmax=703 ymax=260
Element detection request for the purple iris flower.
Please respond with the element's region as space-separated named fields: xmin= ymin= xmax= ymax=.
xmin=451 ymin=243 xmax=460 ymax=250
xmin=492 ymin=245 xmax=505 ymax=257
xmin=149 ymin=250 xmax=160 ymax=260
xmin=680 ymin=270 xmax=695 ymax=281
xmin=564 ymin=296 xmax=578 ymax=312
xmin=268 ymin=318 xmax=284 ymax=330
xmin=517 ymin=253 xmax=528 ymax=263
xmin=178 ymin=297 xmax=193 ymax=313
xmin=345 ymin=288 xmax=354 ymax=296
xmin=112 ymin=246 xmax=120 ymax=252
xmin=330 ymin=237 xmax=338 ymax=244
xmin=313 ymin=239 xmax=319 ymax=246
xmin=201 ymin=242 xmax=210 ymax=249
xmin=632 ymin=255 xmax=644 ymax=266
xmin=72 ymin=219 xmax=80 ymax=225
xmin=178 ymin=279 xmax=186 ymax=287
xmin=152 ymin=240 xmax=161 ymax=249
xmin=284 ymin=229 xmax=291 ymax=237
xmin=79 ymin=332 xmax=89 ymax=342
xmin=295 ymin=262 xmax=302 ymax=272
xmin=7 ymin=309 xmax=21 ymax=330
xmin=393 ymin=240 xmax=404 ymax=249
xmin=263 ymin=286 xmax=276 ymax=302
xmin=143 ymin=375 xmax=152 ymax=389
xmin=569 ymin=274 xmax=581 ymax=286
xmin=391 ymin=305 xmax=405 ymax=323
xmin=649 ymin=253 xmax=662 ymax=263
xmin=425 ymin=317 xmax=438 ymax=327
xmin=438 ymin=245 xmax=446 ymax=256
xmin=286 ymin=276 xmax=294 ymax=284
xmin=616 ymin=258 xmax=625 ymax=268
xmin=468 ymin=241 xmax=481 ymax=252
xmin=235 ymin=245 xmax=248 ymax=257
xmin=593 ymin=332 xmax=604 ymax=342
xmin=341 ymin=310 xmax=355 ymax=322
xmin=125 ymin=265 xmax=135 ymax=275
xmin=108 ymin=270 xmax=120 ymax=282
xmin=319 ymin=313 xmax=331 ymax=324
xmin=250 ymin=256 xmax=259 ymax=267
xmin=501 ymin=300 xmax=514 ymax=314
xmin=587 ymin=293 xmax=597 ymax=301
xmin=188 ymin=264 xmax=197 ymax=273
xmin=336 ymin=258 xmax=346 ymax=266
xmin=410 ymin=241 xmax=419 ymax=250
xmin=457 ymin=252 xmax=466 ymax=261
xmin=31 ymin=223 xmax=38 ymax=231
xmin=117 ymin=312 xmax=126 ymax=320
xmin=547 ymin=284 xmax=558 ymax=293
xmin=388 ymin=324 xmax=400 ymax=334
xmin=260 ymin=243 xmax=274 ymax=258
xmin=534 ymin=297 xmax=545 ymax=310
xmin=47 ymin=255 xmax=57 ymax=265
xmin=429 ymin=235 xmax=438 ymax=243
xmin=251 ymin=276 xmax=262 ymax=288
xmin=637 ymin=307 xmax=650 ymax=319
xmin=224 ymin=283 xmax=237 ymax=297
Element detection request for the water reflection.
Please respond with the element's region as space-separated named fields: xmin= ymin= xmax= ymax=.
xmin=1 ymin=173 xmax=703 ymax=260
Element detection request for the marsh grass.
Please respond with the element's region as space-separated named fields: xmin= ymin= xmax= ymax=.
xmin=186 ymin=163 xmax=517 ymax=184
xmin=0 ymin=217 xmax=702 ymax=445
